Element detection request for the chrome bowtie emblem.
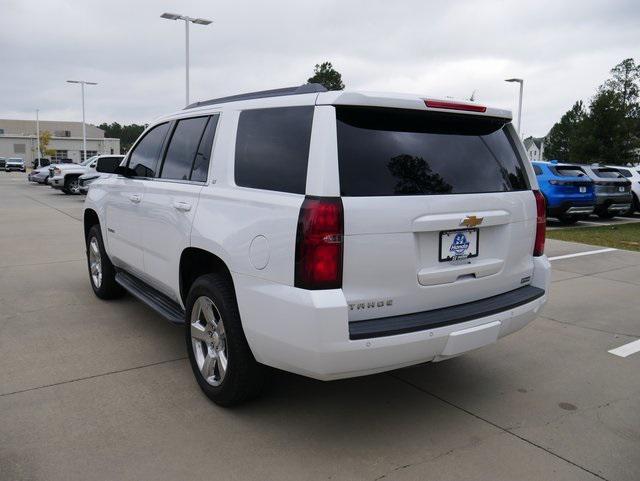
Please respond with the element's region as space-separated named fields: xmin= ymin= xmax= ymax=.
xmin=460 ymin=215 xmax=484 ymax=228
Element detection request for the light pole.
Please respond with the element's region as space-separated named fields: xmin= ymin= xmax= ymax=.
xmin=35 ymin=109 xmax=41 ymax=161
xmin=161 ymin=12 xmax=213 ymax=107
xmin=67 ymin=80 xmax=98 ymax=161
xmin=505 ymin=78 xmax=524 ymax=137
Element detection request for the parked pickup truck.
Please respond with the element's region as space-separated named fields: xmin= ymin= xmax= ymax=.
xmin=50 ymin=155 xmax=122 ymax=194
xmin=83 ymin=84 xmax=550 ymax=406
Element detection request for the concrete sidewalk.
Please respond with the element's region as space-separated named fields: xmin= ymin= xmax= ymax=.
xmin=1 ymin=172 xmax=638 ymax=481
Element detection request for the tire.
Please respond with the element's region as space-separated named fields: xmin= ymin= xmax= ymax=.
xmin=597 ymin=211 xmax=615 ymax=219
xmin=557 ymin=214 xmax=579 ymax=225
xmin=64 ymin=175 xmax=81 ymax=194
xmin=86 ymin=225 xmax=125 ymax=299
xmin=185 ymin=273 xmax=268 ymax=406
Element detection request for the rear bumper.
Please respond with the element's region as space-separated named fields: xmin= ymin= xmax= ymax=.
xmin=234 ymin=256 xmax=550 ymax=380
xmin=548 ymin=201 xmax=595 ymax=217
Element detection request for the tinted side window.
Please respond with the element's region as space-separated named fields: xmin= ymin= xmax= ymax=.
xmin=128 ymin=123 xmax=170 ymax=177
xmin=235 ymin=106 xmax=314 ymax=194
xmin=336 ymin=107 xmax=528 ymax=196
xmin=161 ymin=117 xmax=209 ymax=180
xmin=533 ymin=165 xmax=543 ymax=175
xmin=191 ymin=116 xmax=218 ymax=182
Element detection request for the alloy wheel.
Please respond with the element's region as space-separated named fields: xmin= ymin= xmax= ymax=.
xmin=88 ymin=237 xmax=102 ymax=289
xmin=190 ymin=296 xmax=228 ymax=386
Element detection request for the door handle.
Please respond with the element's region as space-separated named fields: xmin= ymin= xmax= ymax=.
xmin=129 ymin=194 xmax=142 ymax=203
xmin=173 ymin=201 xmax=192 ymax=212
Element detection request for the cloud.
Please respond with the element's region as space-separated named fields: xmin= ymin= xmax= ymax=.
xmin=1 ymin=0 xmax=638 ymax=136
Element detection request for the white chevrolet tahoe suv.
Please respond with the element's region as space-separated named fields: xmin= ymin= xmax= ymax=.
xmin=83 ymin=84 xmax=550 ymax=406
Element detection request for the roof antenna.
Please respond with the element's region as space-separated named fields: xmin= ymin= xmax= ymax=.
xmin=469 ymin=89 xmax=477 ymax=101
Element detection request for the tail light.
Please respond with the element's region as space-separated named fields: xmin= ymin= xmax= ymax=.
xmin=533 ymin=190 xmax=546 ymax=256
xmin=295 ymin=197 xmax=343 ymax=289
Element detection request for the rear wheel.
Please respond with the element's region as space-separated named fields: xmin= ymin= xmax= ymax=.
xmin=557 ymin=214 xmax=578 ymax=225
xmin=185 ymin=273 xmax=268 ymax=406
xmin=86 ymin=225 xmax=124 ymax=299
xmin=64 ymin=175 xmax=80 ymax=194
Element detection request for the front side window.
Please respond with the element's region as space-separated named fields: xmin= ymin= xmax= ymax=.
xmin=533 ymin=165 xmax=543 ymax=175
xmin=235 ymin=106 xmax=314 ymax=194
xmin=127 ymin=123 xmax=170 ymax=177
xmin=617 ymin=168 xmax=632 ymax=178
xmin=336 ymin=107 xmax=528 ymax=197
xmin=161 ymin=117 xmax=209 ymax=181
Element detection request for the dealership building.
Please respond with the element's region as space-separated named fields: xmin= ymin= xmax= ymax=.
xmin=0 ymin=119 xmax=120 ymax=165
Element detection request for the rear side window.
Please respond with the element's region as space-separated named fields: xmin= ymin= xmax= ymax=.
xmin=235 ymin=106 xmax=314 ymax=194
xmin=128 ymin=123 xmax=170 ymax=177
xmin=191 ymin=116 xmax=218 ymax=182
xmin=161 ymin=116 xmax=209 ymax=181
xmin=555 ymin=166 xmax=586 ymax=177
xmin=594 ymin=168 xmax=623 ymax=179
xmin=336 ymin=107 xmax=528 ymax=196
xmin=533 ymin=165 xmax=543 ymax=175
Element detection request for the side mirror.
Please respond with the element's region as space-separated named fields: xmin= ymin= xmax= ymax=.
xmin=97 ymin=158 xmax=123 ymax=174
xmin=114 ymin=165 xmax=136 ymax=177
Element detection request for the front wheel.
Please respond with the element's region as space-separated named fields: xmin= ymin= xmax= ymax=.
xmin=185 ymin=273 xmax=268 ymax=406
xmin=64 ymin=176 xmax=80 ymax=194
xmin=86 ymin=225 xmax=124 ymax=299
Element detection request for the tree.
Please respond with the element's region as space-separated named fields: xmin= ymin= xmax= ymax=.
xmin=97 ymin=122 xmax=147 ymax=153
xmin=544 ymin=58 xmax=640 ymax=165
xmin=582 ymin=89 xmax=634 ymax=165
xmin=605 ymin=58 xmax=640 ymax=111
xmin=39 ymin=130 xmax=55 ymax=157
xmin=307 ymin=62 xmax=345 ymax=91
xmin=544 ymin=101 xmax=587 ymax=162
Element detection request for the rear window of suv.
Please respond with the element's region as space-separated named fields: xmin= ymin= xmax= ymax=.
xmin=593 ymin=168 xmax=623 ymax=179
xmin=336 ymin=107 xmax=528 ymax=196
xmin=554 ymin=166 xmax=586 ymax=177
xmin=235 ymin=106 xmax=314 ymax=194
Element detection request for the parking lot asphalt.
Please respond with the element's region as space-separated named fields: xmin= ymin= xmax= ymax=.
xmin=1 ymin=172 xmax=639 ymax=481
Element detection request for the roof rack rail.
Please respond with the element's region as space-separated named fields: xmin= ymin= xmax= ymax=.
xmin=184 ymin=83 xmax=328 ymax=110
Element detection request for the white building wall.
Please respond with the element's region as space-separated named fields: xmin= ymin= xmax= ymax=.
xmin=0 ymin=135 xmax=120 ymax=166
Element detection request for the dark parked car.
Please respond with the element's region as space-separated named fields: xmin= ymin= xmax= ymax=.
xmin=32 ymin=158 xmax=51 ymax=169
xmin=580 ymin=165 xmax=633 ymax=218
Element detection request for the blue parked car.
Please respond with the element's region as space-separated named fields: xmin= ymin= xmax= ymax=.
xmin=532 ymin=161 xmax=596 ymax=224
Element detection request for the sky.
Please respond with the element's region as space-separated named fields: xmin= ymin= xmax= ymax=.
xmin=1 ymin=0 xmax=638 ymax=137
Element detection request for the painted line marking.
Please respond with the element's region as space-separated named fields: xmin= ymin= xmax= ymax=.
xmin=608 ymin=339 xmax=640 ymax=358
xmin=548 ymin=248 xmax=617 ymax=261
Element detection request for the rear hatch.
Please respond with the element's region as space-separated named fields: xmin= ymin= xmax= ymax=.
xmin=591 ymin=168 xmax=632 ymax=195
xmin=550 ymin=165 xmax=594 ymax=199
xmin=336 ymin=106 xmax=537 ymax=322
